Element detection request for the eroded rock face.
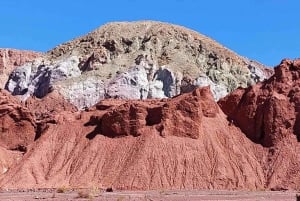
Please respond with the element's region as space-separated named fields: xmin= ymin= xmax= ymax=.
xmin=0 ymin=87 xmax=266 ymax=190
xmin=0 ymin=49 xmax=41 ymax=88
xmin=25 ymin=90 xmax=78 ymax=117
xmin=5 ymin=56 xmax=82 ymax=101
xmin=0 ymin=89 xmax=36 ymax=150
xmin=99 ymin=87 xmax=218 ymax=139
xmin=56 ymin=76 xmax=105 ymax=109
xmin=218 ymin=59 xmax=300 ymax=189
xmin=219 ymin=59 xmax=300 ymax=147
xmin=0 ymin=88 xmax=77 ymax=151
xmin=106 ymin=65 xmax=149 ymax=100
xmin=106 ymin=64 xmax=181 ymax=100
xmin=5 ymin=21 xmax=272 ymax=109
xmin=1 ymin=75 xmax=300 ymax=190
xmin=159 ymin=87 xmax=219 ymax=139
xmin=0 ymin=146 xmax=22 ymax=175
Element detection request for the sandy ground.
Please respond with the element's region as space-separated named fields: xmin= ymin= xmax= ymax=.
xmin=0 ymin=189 xmax=298 ymax=201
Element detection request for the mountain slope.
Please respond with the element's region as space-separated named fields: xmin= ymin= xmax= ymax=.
xmin=0 ymin=59 xmax=299 ymax=190
xmin=0 ymin=87 xmax=266 ymax=190
xmin=219 ymin=59 xmax=300 ymax=189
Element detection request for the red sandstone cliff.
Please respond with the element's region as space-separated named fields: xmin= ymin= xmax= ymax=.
xmin=219 ymin=58 xmax=300 ymax=189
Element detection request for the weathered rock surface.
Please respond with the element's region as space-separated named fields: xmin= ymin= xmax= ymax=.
xmin=218 ymin=58 xmax=300 ymax=189
xmin=0 ymin=89 xmax=36 ymax=150
xmin=1 ymin=64 xmax=300 ymax=190
xmin=55 ymin=75 xmax=105 ymax=109
xmin=5 ymin=56 xmax=81 ymax=101
xmin=105 ymin=65 xmax=149 ymax=100
xmin=0 ymin=87 xmax=266 ymax=190
xmin=100 ymin=87 xmax=218 ymax=139
xmin=0 ymin=49 xmax=41 ymax=88
xmin=0 ymin=97 xmax=26 ymax=174
xmin=25 ymin=90 xmax=78 ymax=118
xmin=219 ymin=59 xmax=300 ymax=146
xmin=0 ymin=146 xmax=22 ymax=175
xmin=5 ymin=21 xmax=272 ymax=109
xmin=0 ymin=88 xmax=77 ymax=177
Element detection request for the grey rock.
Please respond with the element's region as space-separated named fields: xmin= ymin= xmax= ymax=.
xmin=105 ymin=64 xmax=184 ymax=101
xmin=148 ymin=80 xmax=166 ymax=98
xmin=5 ymin=63 xmax=31 ymax=95
xmin=56 ymin=76 xmax=105 ymax=109
xmin=5 ymin=56 xmax=82 ymax=101
xmin=29 ymin=65 xmax=52 ymax=98
xmin=153 ymin=66 xmax=176 ymax=97
xmin=50 ymin=56 xmax=81 ymax=84
xmin=193 ymin=75 xmax=228 ymax=100
xmin=105 ymin=65 xmax=149 ymax=100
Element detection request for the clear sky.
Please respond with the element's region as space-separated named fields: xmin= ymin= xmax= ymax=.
xmin=0 ymin=0 xmax=299 ymax=66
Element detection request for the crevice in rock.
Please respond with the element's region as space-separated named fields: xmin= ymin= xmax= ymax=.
xmin=102 ymin=40 xmax=116 ymax=52
xmin=34 ymin=123 xmax=49 ymax=141
xmin=85 ymin=115 xmax=103 ymax=140
xmin=9 ymin=144 xmax=27 ymax=153
xmin=129 ymin=105 xmax=138 ymax=135
xmin=86 ymin=125 xmax=102 ymax=140
xmin=145 ymin=107 xmax=163 ymax=126
xmin=294 ymin=112 xmax=300 ymax=142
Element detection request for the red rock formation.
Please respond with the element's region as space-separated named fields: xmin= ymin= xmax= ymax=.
xmin=25 ymin=91 xmax=77 ymax=118
xmin=0 ymin=48 xmax=41 ymax=88
xmin=97 ymin=87 xmax=218 ymax=139
xmin=218 ymin=58 xmax=300 ymax=189
xmin=0 ymin=89 xmax=78 ymax=177
xmin=0 ymin=146 xmax=22 ymax=175
xmin=1 ymin=58 xmax=300 ymax=191
xmin=219 ymin=59 xmax=300 ymax=147
xmin=0 ymin=89 xmax=36 ymax=150
xmin=0 ymin=87 xmax=266 ymax=190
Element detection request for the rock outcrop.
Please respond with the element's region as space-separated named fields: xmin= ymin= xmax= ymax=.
xmin=5 ymin=21 xmax=272 ymax=109
xmin=0 ymin=49 xmax=41 ymax=88
xmin=0 ymin=89 xmax=36 ymax=151
xmin=0 ymin=87 xmax=266 ymax=190
xmin=1 ymin=59 xmax=300 ymax=190
xmin=0 ymin=88 xmax=78 ymax=177
xmin=218 ymin=58 xmax=300 ymax=189
xmin=99 ymin=86 xmax=218 ymax=139
xmin=219 ymin=59 xmax=300 ymax=147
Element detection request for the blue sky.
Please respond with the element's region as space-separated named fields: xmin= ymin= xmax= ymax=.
xmin=0 ymin=0 xmax=299 ymax=66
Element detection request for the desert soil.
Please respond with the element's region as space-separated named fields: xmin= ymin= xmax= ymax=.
xmin=0 ymin=189 xmax=297 ymax=201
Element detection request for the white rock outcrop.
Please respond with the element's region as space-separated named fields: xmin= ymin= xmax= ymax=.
xmin=106 ymin=65 xmax=149 ymax=100
xmin=57 ymin=76 xmax=105 ymax=109
xmin=6 ymin=56 xmax=82 ymax=101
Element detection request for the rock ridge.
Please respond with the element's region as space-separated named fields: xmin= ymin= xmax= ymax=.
xmin=4 ymin=21 xmax=272 ymax=109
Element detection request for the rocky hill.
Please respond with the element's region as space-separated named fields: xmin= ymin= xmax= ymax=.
xmin=0 ymin=86 xmax=266 ymax=190
xmin=219 ymin=59 xmax=300 ymax=189
xmin=4 ymin=21 xmax=272 ymax=109
xmin=3 ymin=21 xmax=300 ymax=191
xmin=0 ymin=59 xmax=299 ymax=190
xmin=0 ymin=49 xmax=41 ymax=88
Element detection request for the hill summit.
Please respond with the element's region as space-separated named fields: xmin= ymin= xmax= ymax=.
xmin=5 ymin=21 xmax=272 ymax=109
